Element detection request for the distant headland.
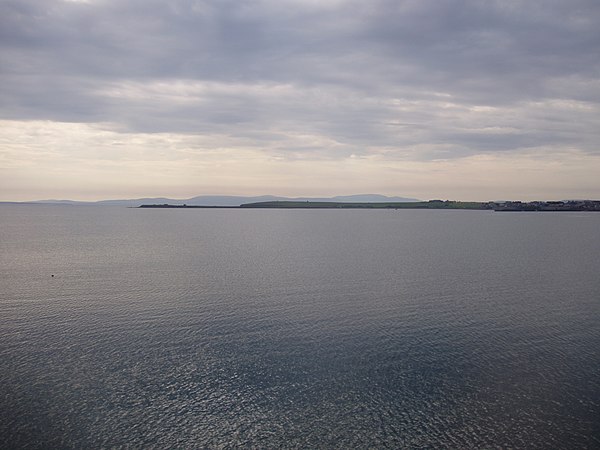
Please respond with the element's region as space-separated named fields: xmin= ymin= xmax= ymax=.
xmin=139 ymin=200 xmax=600 ymax=212
xmin=12 ymin=194 xmax=419 ymax=207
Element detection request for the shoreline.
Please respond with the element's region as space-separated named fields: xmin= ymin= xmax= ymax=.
xmin=138 ymin=200 xmax=600 ymax=212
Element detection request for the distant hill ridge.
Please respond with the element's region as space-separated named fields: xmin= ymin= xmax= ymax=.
xmin=31 ymin=194 xmax=420 ymax=207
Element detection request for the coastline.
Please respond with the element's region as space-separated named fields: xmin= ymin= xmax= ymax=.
xmin=138 ymin=200 xmax=600 ymax=212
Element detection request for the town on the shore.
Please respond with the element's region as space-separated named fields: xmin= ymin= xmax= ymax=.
xmin=490 ymin=200 xmax=600 ymax=211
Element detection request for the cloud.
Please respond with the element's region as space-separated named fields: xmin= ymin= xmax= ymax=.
xmin=1 ymin=0 xmax=599 ymax=199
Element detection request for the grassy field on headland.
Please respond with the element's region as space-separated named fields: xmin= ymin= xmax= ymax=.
xmin=139 ymin=199 xmax=600 ymax=211
xmin=238 ymin=200 xmax=487 ymax=209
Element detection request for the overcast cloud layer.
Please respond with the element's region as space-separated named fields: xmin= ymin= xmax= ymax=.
xmin=1 ymin=0 xmax=599 ymax=200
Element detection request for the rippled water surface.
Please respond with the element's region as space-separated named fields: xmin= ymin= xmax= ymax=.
xmin=1 ymin=205 xmax=599 ymax=448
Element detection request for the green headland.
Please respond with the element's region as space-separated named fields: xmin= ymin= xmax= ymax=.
xmin=140 ymin=200 xmax=600 ymax=211
xmin=238 ymin=200 xmax=486 ymax=209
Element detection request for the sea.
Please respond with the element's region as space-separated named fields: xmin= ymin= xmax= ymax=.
xmin=0 ymin=205 xmax=599 ymax=448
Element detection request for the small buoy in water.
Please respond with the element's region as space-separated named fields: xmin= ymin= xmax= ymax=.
xmin=51 ymin=274 xmax=54 ymax=277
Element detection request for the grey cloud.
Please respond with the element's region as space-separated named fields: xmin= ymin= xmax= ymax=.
xmin=1 ymin=0 xmax=599 ymax=160
xmin=358 ymin=0 xmax=600 ymax=101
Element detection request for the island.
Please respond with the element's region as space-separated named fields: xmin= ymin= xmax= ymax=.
xmin=139 ymin=200 xmax=600 ymax=211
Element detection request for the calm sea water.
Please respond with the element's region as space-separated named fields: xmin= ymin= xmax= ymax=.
xmin=0 ymin=205 xmax=599 ymax=448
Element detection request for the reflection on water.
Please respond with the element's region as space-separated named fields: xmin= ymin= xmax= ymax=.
xmin=1 ymin=206 xmax=599 ymax=448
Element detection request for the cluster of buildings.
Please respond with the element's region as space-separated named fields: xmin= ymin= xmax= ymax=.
xmin=490 ymin=200 xmax=600 ymax=212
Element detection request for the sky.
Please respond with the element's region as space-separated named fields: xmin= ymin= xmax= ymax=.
xmin=1 ymin=0 xmax=599 ymax=201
